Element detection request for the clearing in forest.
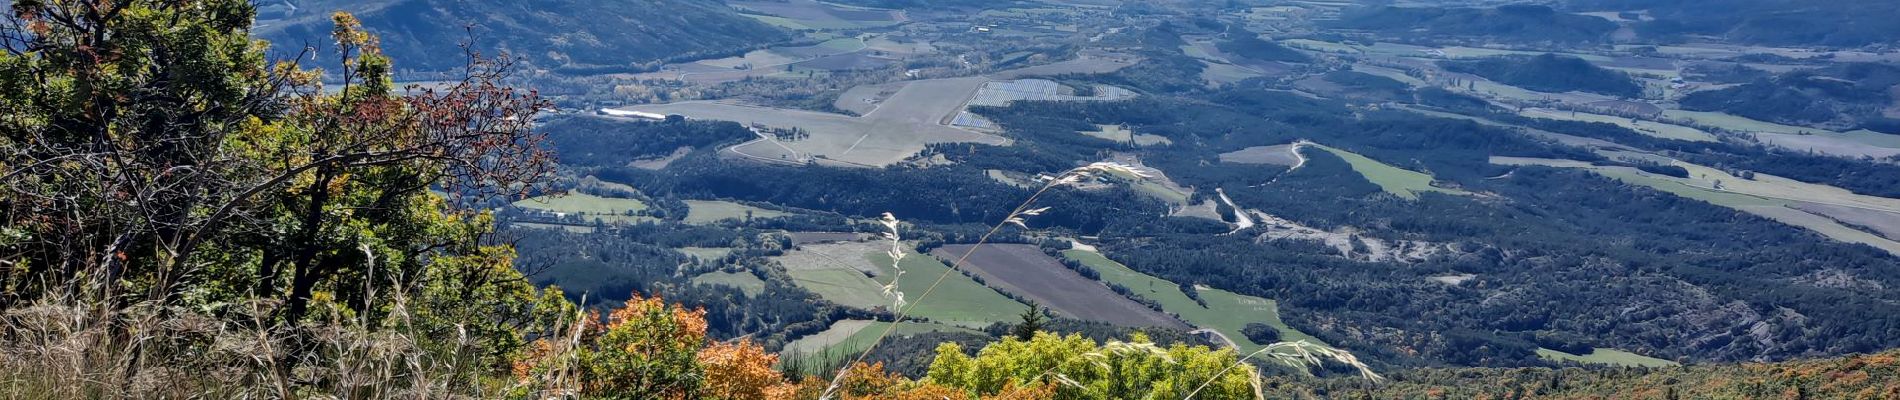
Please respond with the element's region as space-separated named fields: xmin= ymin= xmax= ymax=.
xmin=690 ymin=271 xmax=766 ymax=296
xmin=1310 ymin=144 xmax=1468 ymax=200
xmin=684 ymin=200 xmax=791 ymax=224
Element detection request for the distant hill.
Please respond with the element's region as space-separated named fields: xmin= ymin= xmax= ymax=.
xmin=1440 ymin=54 xmax=1643 ymax=97
xmin=1680 ymin=63 xmax=1900 ymax=133
xmin=1328 ymin=5 xmax=1617 ymax=43
xmin=1217 ymin=35 xmax=1311 ymax=64
xmin=1572 ymin=0 xmax=1900 ymax=47
xmin=256 ymin=0 xmax=790 ymax=74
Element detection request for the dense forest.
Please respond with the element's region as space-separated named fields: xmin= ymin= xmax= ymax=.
xmin=1439 ymin=54 xmax=1644 ymax=97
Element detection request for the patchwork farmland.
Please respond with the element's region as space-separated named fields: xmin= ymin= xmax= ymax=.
xmin=622 ymin=77 xmax=1007 ymax=167
xmin=620 ymin=52 xmax=1141 ymax=167
xmin=930 ymin=244 xmax=1188 ymax=329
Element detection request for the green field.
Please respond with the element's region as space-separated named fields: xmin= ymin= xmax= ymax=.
xmin=1310 ymin=144 xmax=1468 ymax=200
xmin=1661 ymin=109 xmax=1816 ymax=134
xmin=1283 ymin=39 xmax=1360 ymax=54
xmin=1495 ymin=157 xmax=1900 ymax=254
xmin=679 ymin=247 xmax=736 ymax=261
xmin=684 ymin=200 xmax=792 ymax=224
xmin=511 ymin=193 xmax=654 ymax=224
xmin=1536 ymin=348 xmax=1678 ymax=367
xmin=784 ymin=264 xmax=889 ymax=310
xmin=691 ymin=271 xmax=767 ymax=296
xmin=865 ymin=251 xmax=1027 ymax=327
xmin=1062 ymin=250 xmax=1328 ymax=356
xmin=1519 ymin=108 xmax=1716 ymax=142
xmin=1589 ymin=167 xmax=1900 ymax=254
xmin=779 ymin=320 xmax=977 ymax=374
xmin=779 ymin=242 xmax=1025 ymax=327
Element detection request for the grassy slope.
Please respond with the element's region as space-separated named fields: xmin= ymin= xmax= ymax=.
xmin=866 ymin=251 xmax=1027 ymax=327
xmin=1062 ymin=249 xmax=1327 ymax=356
xmin=781 ymin=243 xmax=1025 ymax=328
xmin=1536 ymin=348 xmax=1679 ymax=368
xmin=690 ymin=271 xmax=767 ymax=296
xmin=779 ymin=320 xmax=977 ymax=374
xmin=683 ymin=200 xmax=791 ymax=224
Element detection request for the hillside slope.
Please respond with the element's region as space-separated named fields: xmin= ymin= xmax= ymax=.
xmin=256 ymin=0 xmax=790 ymax=73
xmin=1281 ymin=349 xmax=1900 ymax=399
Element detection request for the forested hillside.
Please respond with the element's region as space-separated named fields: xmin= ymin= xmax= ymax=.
xmin=1572 ymin=0 xmax=1900 ymax=46
xmin=257 ymin=0 xmax=790 ymax=73
xmin=1680 ymin=63 xmax=1900 ymax=133
xmin=1329 ymin=5 xmax=1617 ymax=43
xmin=1440 ymin=54 xmax=1643 ymax=97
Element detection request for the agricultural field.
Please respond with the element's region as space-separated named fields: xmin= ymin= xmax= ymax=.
xmin=1282 ymin=39 xmax=1360 ymax=54
xmin=627 ymin=37 xmax=868 ymax=84
xmin=1219 ymin=144 xmax=1304 ymax=167
xmin=624 ymin=51 xmax=1149 ymax=167
xmin=866 ymin=250 xmax=1027 ymax=327
xmin=786 ymin=232 xmax=866 ymax=244
xmin=623 ymin=89 xmax=1006 ymax=167
xmin=1311 ymin=144 xmax=1468 ymax=200
xmin=1536 ymin=348 xmax=1678 ymax=368
xmin=1493 ymin=157 xmax=1900 ymax=254
xmin=510 ymin=193 xmax=654 ymax=224
xmin=1790 ymin=202 xmax=1900 ymax=240
xmin=691 ymin=271 xmax=766 ymax=296
xmin=776 ymin=241 xmax=1024 ymax=327
xmin=778 ymin=320 xmax=977 ymax=374
xmin=777 ymin=243 xmax=889 ymax=310
xmin=683 ymin=200 xmax=791 ymax=224
xmin=1518 ymin=108 xmax=1717 ymax=142
xmin=1657 ymin=110 xmax=1900 ymax=157
xmin=1061 ymin=250 xmax=1328 ymax=355
xmin=964 ymin=79 xmax=1136 ymax=107
xmin=930 ymin=244 xmax=1188 ymax=329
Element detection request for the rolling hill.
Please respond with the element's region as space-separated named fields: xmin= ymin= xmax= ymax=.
xmin=256 ymin=0 xmax=791 ymax=73
xmin=1329 ymin=5 xmax=1617 ymax=43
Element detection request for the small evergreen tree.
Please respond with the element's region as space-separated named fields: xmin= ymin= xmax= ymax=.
xmin=1012 ymin=301 xmax=1047 ymax=341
